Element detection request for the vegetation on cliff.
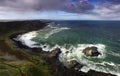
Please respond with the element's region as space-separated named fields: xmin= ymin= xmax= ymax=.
xmin=0 ymin=20 xmax=52 ymax=76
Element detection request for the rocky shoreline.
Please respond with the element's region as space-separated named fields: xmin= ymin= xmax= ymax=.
xmin=0 ymin=20 xmax=116 ymax=76
xmin=10 ymin=29 xmax=116 ymax=76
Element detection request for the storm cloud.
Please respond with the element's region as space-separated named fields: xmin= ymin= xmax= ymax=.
xmin=0 ymin=0 xmax=120 ymax=20
xmin=104 ymin=0 xmax=120 ymax=4
xmin=0 ymin=0 xmax=94 ymax=13
xmin=97 ymin=0 xmax=120 ymax=18
xmin=63 ymin=0 xmax=94 ymax=13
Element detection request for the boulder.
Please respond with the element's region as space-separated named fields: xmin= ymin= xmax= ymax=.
xmin=66 ymin=60 xmax=83 ymax=71
xmin=49 ymin=48 xmax=62 ymax=58
xmin=83 ymin=46 xmax=101 ymax=57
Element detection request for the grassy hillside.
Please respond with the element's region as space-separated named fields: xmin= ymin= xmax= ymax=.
xmin=0 ymin=20 xmax=52 ymax=76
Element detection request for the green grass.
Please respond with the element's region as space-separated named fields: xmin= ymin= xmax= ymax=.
xmin=0 ymin=63 xmax=21 ymax=76
xmin=0 ymin=24 xmax=52 ymax=76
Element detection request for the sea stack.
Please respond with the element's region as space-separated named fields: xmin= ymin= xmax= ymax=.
xmin=83 ymin=46 xmax=101 ymax=57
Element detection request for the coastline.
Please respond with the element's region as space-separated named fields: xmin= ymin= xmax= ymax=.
xmin=9 ymin=21 xmax=117 ymax=76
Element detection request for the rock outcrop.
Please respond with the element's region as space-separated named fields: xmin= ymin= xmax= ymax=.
xmin=83 ymin=46 xmax=101 ymax=57
xmin=66 ymin=60 xmax=83 ymax=71
xmin=49 ymin=48 xmax=62 ymax=58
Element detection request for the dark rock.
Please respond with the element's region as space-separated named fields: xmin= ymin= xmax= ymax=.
xmin=74 ymin=62 xmax=83 ymax=71
xmin=65 ymin=51 xmax=69 ymax=54
xmin=50 ymin=48 xmax=62 ymax=58
xmin=66 ymin=60 xmax=83 ymax=70
xmin=43 ymin=46 xmax=47 ymax=48
xmin=83 ymin=46 xmax=101 ymax=57
xmin=31 ymin=48 xmax=43 ymax=53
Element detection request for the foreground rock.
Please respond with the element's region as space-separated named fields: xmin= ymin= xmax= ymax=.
xmin=83 ymin=46 xmax=101 ymax=57
xmin=66 ymin=60 xmax=83 ymax=71
xmin=49 ymin=48 xmax=62 ymax=58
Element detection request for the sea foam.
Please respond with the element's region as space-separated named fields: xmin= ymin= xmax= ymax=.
xmin=15 ymin=23 xmax=70 ymax=48
xmin=17 ymin=31 xmax=38 ymax=48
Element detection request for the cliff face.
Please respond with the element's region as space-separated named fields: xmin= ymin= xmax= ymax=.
xmin=0 ymin=20 xmax=47 ymax=33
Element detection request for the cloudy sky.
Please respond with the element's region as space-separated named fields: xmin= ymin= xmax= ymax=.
xmin=0 ymin=0 xmax=120 ymax=20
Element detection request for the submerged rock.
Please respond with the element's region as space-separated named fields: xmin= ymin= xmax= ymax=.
xmin=83 ymin=46 xmax=101 ymax=57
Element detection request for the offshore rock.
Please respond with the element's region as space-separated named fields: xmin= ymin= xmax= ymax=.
xmin=83 ymin=46 xmax=101 ymax=57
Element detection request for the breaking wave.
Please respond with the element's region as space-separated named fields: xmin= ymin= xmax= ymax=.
xmin=108 ymin=52 xmax=120 ymax=57
xmin=16 ymin=23 xmax=70 ymax=48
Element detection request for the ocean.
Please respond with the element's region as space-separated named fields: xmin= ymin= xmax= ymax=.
xmin=17 ymin=21 xmax=120 ymax=76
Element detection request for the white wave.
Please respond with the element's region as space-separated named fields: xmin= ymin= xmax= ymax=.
xmin=76 ymin=57 xmax=120 ymax=76
xmin=15 ymin=23 xmax=70 ymax=48
xmin=81 ymin=65 xmax=120 ymax=76
xmin=95 ymin=61 xmax=116 ymax=67
xmin=108 ymin=51 xmax=120 ymax=57
xmin=38 ymin=22 xmax=70 ymax=39
xmin=44 ymin=27 xmax=70 ymax=39
xmin=16 ymin=31 xmax=38 ymax=48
